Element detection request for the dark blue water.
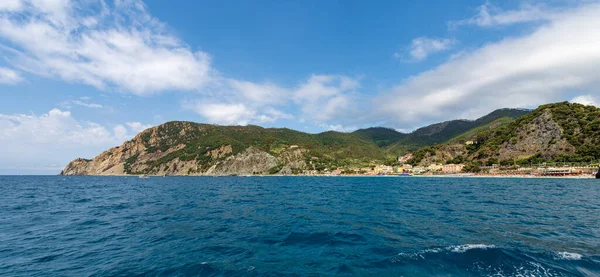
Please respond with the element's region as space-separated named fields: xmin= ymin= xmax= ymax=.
xmin=1 ymin=176 xmax=599 ymax=276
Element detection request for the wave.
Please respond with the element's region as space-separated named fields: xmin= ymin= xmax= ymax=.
xmin=390 ymin=245 xmax=598 ymax=277
xmin=394 ymin=244 xmax=496 ymax=259
xmin=555 ymin=251 xmax=583 ymax=260
xmin=447 ymin=243 xmax=496 ymax=253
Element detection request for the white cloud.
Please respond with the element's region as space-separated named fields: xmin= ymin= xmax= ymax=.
xmin=0 ymin=0 xmax=23 ymax=12
xmin=1 ymin=1 xmax=362 ymax=130
xmin=228 ymin=79 xmax=289 ymax=105
xmin=0 ymin=0 xmax=213 ymax=95
xmin=397 ymin=37 xmax=457 ymax=61
xmin=185 ymin=74 xmax=360 ymax=126
xmin=113 ymin=124 xmax=129 ymax=141
xmin=186 ymin=102 xmax=256 ymax=126
xmin=320 ymin=124 xmax=357 ymax=133
xmin=72 ymin=99 xmax=103 ymax=108
xmin=0 ymin=108 xmax=133 ymax=173
xmin=293 ymin=75 xmax=360 ymax=123
xmin=126 ymin=121 xmax=152 ymax=133
xmin=257 ymin=107 xmax=294 ymax=123
xmin=0 ymin=67 xmax=22 ymax=84
xmin=571 ymin=95 xmax=599 ymax=107
xmin=450 ymin=1 xmax=557 ymax=28
xmin=377 ymin=3 xmax=600 ymax=128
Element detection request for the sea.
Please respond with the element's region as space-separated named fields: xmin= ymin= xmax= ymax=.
xmin=1 ymin=176 xmax=599 ymax=277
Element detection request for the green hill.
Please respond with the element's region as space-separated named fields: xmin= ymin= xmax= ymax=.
xmin=352 ymin=127 xmax=406 ymax=147
xmin=61 ymin=121 xmax=392 ymax=176
xmin=473 ymin=102 xmax=600 ymax=164
xmin=387 ymin=108 xmax=530 ymax=154
xmin=62 ymin=103 xmax=599 ymax=176
xmin=448 ymin=116 xmax=515 ymax=143
xmin=407 ymin=102 xmax=600 ymax=166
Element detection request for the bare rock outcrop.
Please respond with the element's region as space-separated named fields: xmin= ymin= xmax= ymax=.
xmin=497 ymin=111 xmax=575 ymax=160
xmin=205 ymin=147 xmax=279 ymax=175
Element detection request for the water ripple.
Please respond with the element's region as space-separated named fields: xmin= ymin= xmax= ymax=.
xmin=0 ymin=176 xmax=598 ymax=276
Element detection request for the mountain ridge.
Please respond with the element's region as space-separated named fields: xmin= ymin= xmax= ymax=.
xmin=406 ymin=102 xmax=600 ymax=168
xmin=61 ymin=104 xmax=599 ymax=175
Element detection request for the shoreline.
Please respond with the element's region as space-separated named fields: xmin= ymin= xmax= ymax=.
xmin=54 ymin=174 xmax=598 ymax=179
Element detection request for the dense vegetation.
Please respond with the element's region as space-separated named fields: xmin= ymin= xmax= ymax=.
xmin=352 ymin=127 xmax=406 ymax=147
xmin=385 ymin=108 xmax=530 ymax=154
xmin=474 ymin=102 xmax=600 ymax=163
xmin=127 ymin=122 xmax=390 ymax=174
xmin=119 ymin=103 xmax=600 ymax=174
xmin=407 ymin=102 xmax=600 ymax=166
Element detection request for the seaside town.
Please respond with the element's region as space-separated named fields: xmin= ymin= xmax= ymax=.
xmin=316 ymin=152 xmax=600 ymax=178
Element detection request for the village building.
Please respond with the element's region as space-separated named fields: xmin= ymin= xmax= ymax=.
xmin=428 ymin=163 xmax=443 ymax=172
xmin=398 ymin=153 xmax=413 ymax=163
xmin=442 ymin=164 xmax=465 ymax=173
xmin=374 ymin=165 xmax=394 ymax=174
xmin=413 ymin=167 xmax=427 ymax=174
xmin=330 ymin=168 xmax=342 ymax=175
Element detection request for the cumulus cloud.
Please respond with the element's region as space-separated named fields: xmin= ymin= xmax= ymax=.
xmin=0 ymin=0 xmax=22 ymax=12
xmin=257 ymin=107 xmax=294 ymax=123
xmin=376 ymin=3 xmax=600 ymax=129
xmin=185 ymin=74 xmax=359 ymax=126
xmin=0 ymin=108 xmax=135 ymax=173
xmin=396 ymin=37 xmax=457 ymax=61
xmin=0 ymin=108 xmax=152 ymax=173
xmin=183 ymin=101 xmax=294 ymax=126
xmin=571 ymin=95 xmax=599 ymax=107
xmin=228 ymin=79 xmax=289 ymax=106
xmin=0 ymin=1 xmax=363 ymax=129
xmin=185 ymin=103 xmax=256 ymax=126
xmin=126 ymin=121 xmax=153 ymax=133
xmin=0 ymin=67 xmax=22 ymax=84
xmin=293 ymin=75 xmax=360 ymax=123
xmin=0 ymin=0 xmax=213 ymax=95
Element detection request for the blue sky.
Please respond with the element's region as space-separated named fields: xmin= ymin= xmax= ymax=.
xmin=1 ymin=0 xmax=599 ymax=174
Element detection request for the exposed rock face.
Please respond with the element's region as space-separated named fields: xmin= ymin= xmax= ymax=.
xmin=497 ymin=111 xmax=575 ymax=160
xmin=277 ymin=148 xmax=308 ymax=175
xmin=60 ymin=158 xmax=93 ymax=175
xmin=60 ymin=122 xmax=308 ymax=175
xmin=205 ymin=147 xmax=279 ymax=175
xmin=61 ymin=127 xmax=163 ymax=175
xmin=61 ymin=103 xmax=597 ymax=175
xmin=205 ymin=145 xmax=233 ymax=159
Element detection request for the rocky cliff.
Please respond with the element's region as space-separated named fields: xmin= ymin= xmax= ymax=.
xmin=60 ymin=121 xmax=377 ymax=176
xmin=61 ymin=102 xmax=600 ymax=175
xmin=408 ymin=102 xmax=600 ymax=166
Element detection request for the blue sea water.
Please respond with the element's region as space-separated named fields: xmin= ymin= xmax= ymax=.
xmin=0 ymin=176 xmax=599 ymax=276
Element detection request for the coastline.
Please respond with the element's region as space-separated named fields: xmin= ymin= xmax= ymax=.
xmin=59 ymin=173 xmax=598 ymax=179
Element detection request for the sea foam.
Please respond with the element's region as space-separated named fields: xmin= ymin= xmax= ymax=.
xmin=556 ymin=251 xmax=583 ymax=260
xmin=447 ymin=244 xmax=496 ymax=253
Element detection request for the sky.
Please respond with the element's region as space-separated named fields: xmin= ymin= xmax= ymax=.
xmin=1 ymin=0 xmax=600 ymax=174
